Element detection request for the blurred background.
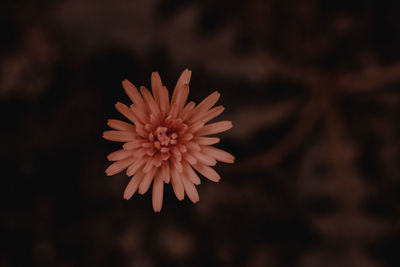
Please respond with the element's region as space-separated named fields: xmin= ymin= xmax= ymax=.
xmin=1 ymin=0 xmax=400 ymax=266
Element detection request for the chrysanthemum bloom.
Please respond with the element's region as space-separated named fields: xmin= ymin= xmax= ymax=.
xmin=103 ymin=69 xmax=234 ymax=212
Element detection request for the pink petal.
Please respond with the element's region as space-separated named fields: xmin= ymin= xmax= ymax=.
xmin=192 ymin=164 xmax=221 ymax=182
xmin=172 ymin=69 xmax=192 ymax=104
xmin=115 ymin=102 xmax=140 ymax=124
xmin=103 ymin=130 xmax=136 ymax=142
xmin=183 ymin=152 xmax=197 ymax=165
xmin=171 ymin=167 xmax=184 ymax=200
xmin=122 ymin=79 xmax=146 ymax=110
xmin=159 ymin=86 xmax=170 ymax=116
xmin=189 ymin=91 xmax=220 ymax=120
xmin=152 ymin=176 xmax=164 ymax=212
xmin=126 ymin=159 xmax=146 ymax=176
xmin=107 ymin=149 xmax=133 ymax=161
xmin=138 ymin=167 xmax=157 ymax=194
xmin=201 ymin=146 xmax=235 ymax=163
xmin=151 ymin=72 xmax=163 ymax=106
xmin=123 ymin=171 xmax=145 ymax=200
xmin=182 ymin=161 xmax=201 ymax=185
xmin=130 ymin=104 xmax=149 ymax=124
xmin=193 ymin=137 xmax=220 ymax=145
xmin=140 ymin=86 xmax=161 ymax=118
xmin=189 ymin=105 xmax=224 ymax=124
xmin=181 ymin=101 xmax=195 ymax=121
xmin=105 ymin=157 xmax=135 ymax=176
xmin=107 ymin=119 xmax=135 ymax=131
xmin=195 ymin=121 xmax=233 ymax=136
xmin=173 ymin=84 xmax=189 ymax=112
xmin=123 ymin=140 xmax=145 ymax=150
xmin=159 ymin=163 xmax=170 ymax=183
xmin=190 ymin=150 xmax=217 ymax=166
xmin=182 ymin=176 xmax=199 ymax=203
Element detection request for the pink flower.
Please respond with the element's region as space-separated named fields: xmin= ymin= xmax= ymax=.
xmin=103 ymin=69 xmax=234 ymax=212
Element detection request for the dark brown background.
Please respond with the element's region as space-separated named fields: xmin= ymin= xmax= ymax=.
xmin=1 ymin=0 xmax=400 ymax=266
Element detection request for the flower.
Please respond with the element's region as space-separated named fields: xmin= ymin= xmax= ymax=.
xmin=103 ymin=69 xmax=234 ymax=212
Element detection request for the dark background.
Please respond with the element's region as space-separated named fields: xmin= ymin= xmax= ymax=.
xmin=1 ymin=0 xmax=400 ymax=266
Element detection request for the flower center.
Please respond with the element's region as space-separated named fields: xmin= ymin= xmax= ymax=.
xmin=153 ymin=126 xmax=178 ymax=148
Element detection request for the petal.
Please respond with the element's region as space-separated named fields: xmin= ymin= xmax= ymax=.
xmin=182 ymin=176 xmax=199 ymax=203
xmin=173 ymin=84 xmax=189 ymax=112
xmin=189 ymin=91 xmax=220 ymax=120
xmin=140 ymin=86 xmax=161 ymax=118
xmin=139 ymin=167 xmax=157 ymax=194
xmin=115 ymin=102 xmax=140 ymax=124
xmin=130 ymin=104 xmax=149 ymax=125
xmin=105 ymin=157 xmax=135 ymax=176
xmin=123 ymin=171 xmax=145 ymax=200
xmin=107 ymin=149 xmax=134 ymax=161
xmin=189 ymin=105 xmax=224 ymax=124
xmin=122 ymin=79 xmax=146 ymax=110
xmin=159 ymin=86 xmax=170 ymax=116
xmin=159 ymin=162 xmax=170 ymax=183
xmin=170 ymin=167 xmax=184 ymax=200
xmin=190 ymin=150 xmax=217 ymax=166
xmin=192 ymin=164 xmax=221 ymax=182
xmin=126 ymin=159 xmax=146 ymax=176
xmin=123 ymin=140 xmax=146 ymax=150
xmin=151 ymin=72 xmax=163 ymax=106
xmin=182 ymin=161 xmax=201 ymax=185
xmin=192 ymin=137 xmax=220 ymax=146
xmin=152 ymin=176 xmax=164 ymax=212
xmin=201 ymin=146 xmax=235 ymax=163
xmin=172 ymin=69 xmax=191 ymax=104
xmin=195 ymin=121 xmax=232 ymax=136
xmin=107 ymin=119 xmax=135 ymax=131
xmin=103 ymin=130 xmax=136 ymax=142
xmin=181 ymin=101 xmax=195 ymax=121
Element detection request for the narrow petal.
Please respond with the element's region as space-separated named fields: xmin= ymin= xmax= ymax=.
xmin=193 ymin=137 xmax=220 ymax=145
xmin=172 ymin=69 xmax=191 ymax=104
xmin=171 ymin=167 xmax=184 ymax=200
xmin=115 ymin=102 xmax=140 ymax=124
xmin=159 ymin=86 xmax=170 ymax=116
xmin=151 ymin=72 xmax=163 ymax=106
xmin=189 ymin=105 xmax=224 ymax=124
xmin=126 ymin=159 xmax=146 ymax=176
xmin=201 ymin=146 xmax=235 ymax=163
xmin=123 ymin=140 xmax=146 ymax=150
xmin=190 ymin=150 xmax=217 ymax=166
xmin=182 ymin=161 xmax=201 ymax=185
xmin=140 ymin=86 xmax=161 ymax=118
xmin=182 ymin=176 xmax=199 ymax=203
xmin=195 ymin=121 xmax=233 ymax=136
xmin=139 ymin=167 xmax=157 ymax=194
xmin=103 ymin=130 xmax=136 ymax=142
xmin=105 ymin=157 xmax=135 ymax=176
xmin=181 ymin=101 xmax=195 ymax=121
xmin=123 ymin=171 xmax=145 ymax=200
xmin=189 ymin=91 xmax=220 ymax=120
xmin=107 ymin=149 xmax=133 ymax=161
xmin=122 ymin=79 xmax=146 ymax=110
xmin=107 ymin=119 xmax=135 ymax=131
xmin=130 ymin=104 xmax=149 ymax=124
xmin=159 ymin=163 xmax=170 ymax=183
xmin=152 ymin=176 xmax=164 ymax=212
xmin=192 ymin=164 xmax=221 ymax=182
xmin=183 ymin=152 xmax=197 ymax=165
xmin=173 ymin=84 xmax=189 ymax=112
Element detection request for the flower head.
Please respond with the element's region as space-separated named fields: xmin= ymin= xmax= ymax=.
xmin=103 ymin=69 xmax=234 ymax=212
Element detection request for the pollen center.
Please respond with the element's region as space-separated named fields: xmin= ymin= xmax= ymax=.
xmin=154 ymin=126 xmax=178 ymax=147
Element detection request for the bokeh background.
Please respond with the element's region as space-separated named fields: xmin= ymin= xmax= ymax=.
xmin=1 ymin=0 xmax=400 ymax=266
